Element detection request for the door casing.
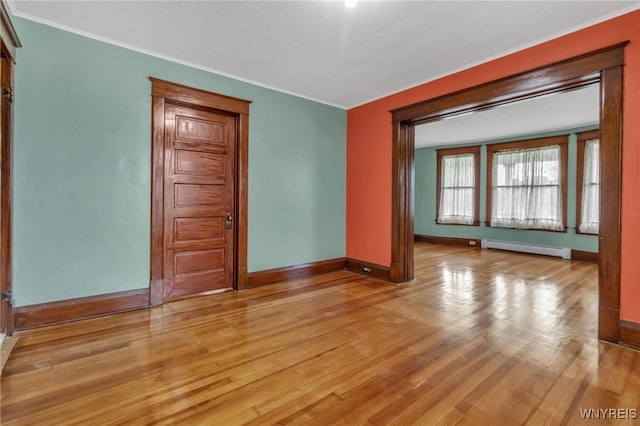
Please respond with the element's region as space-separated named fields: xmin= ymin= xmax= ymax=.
xmin=149 ymin=78 xmax=251 ymax=305
xmin=0 ymin=52 xmax=14 ymax=334
xmin=0 ymin=19 xmax=20 ymax=334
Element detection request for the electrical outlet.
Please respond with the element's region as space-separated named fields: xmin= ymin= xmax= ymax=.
xmin=363 ymin=266 xmax=372 ymax=272
xmin=469 ymin=240 xmax=477 ymax=246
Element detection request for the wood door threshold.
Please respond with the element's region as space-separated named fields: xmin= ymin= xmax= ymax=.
xmin=163 ymin=287 xmax=234 ymax=303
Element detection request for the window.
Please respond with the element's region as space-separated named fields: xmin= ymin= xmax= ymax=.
xmin=576 ymin=130 xmax=600 ymax=234
xmin=436 ymin=146 xmax=480 ymax=225
xmin=487 ymin=136 xmax=568 ymax=231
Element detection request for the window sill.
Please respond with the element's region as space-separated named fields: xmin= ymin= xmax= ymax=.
xmin=435 ymin=221 xmax=480 ymax=227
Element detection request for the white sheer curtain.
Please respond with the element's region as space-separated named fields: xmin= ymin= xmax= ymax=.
xmin=438 ymin=153 xmax=475 ymax=225
xmin=491 ymin=145 xmax=563 ymax=231
xmin=579 ymin=139 xmax=599 ymax=234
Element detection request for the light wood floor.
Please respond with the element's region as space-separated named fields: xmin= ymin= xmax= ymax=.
xmin=1 ymin=243 xmax=639 ymax=425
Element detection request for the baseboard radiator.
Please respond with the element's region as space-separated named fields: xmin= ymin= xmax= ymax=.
xmin=481 ymin=239 xmax=571 ymax=260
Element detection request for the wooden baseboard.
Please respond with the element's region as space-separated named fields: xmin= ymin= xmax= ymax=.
xmin=12 ymin=256 xmax=391 ymax=328
xmin=247 ymin=258 xmax=346 ymax=288
xmin=345 ymin=258 xmax=391 ymax=281
xmin=414 ymin=234 xmax=481 ymax=248
xmin=14 ymin=288 xmax=150 ymax=330
xmin=571 ymin=250 xmax=599 ymax=263
xmin=620 ymin=319 xmax=640 ymax=350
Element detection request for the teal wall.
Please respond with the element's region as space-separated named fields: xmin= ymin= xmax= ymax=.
xmin=12 ymin=18 xmax=346 ymax=306
xmin=415 ymin=126 xmax=599 ymax=253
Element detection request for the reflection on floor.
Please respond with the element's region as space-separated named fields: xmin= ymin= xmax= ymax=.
xmin=2 ymin=242 xmax=638 ymax=424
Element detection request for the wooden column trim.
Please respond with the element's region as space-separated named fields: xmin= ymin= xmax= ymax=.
xmin=597 ymin=65 xmax=623 ymax=342
xmin=390 ymin=121 xmax=414 ymax=283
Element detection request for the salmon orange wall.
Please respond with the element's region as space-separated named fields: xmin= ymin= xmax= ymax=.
xmin=346 ymin=10 xmax=640 ymax=322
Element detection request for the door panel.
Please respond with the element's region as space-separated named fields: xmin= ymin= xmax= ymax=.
xmin=175 ymin=116 xmax=226 ymax=143
xmin=174 ymin=249 xmax=225 ymax=275
xmin=174 ymin=184 xmax=225 ymax=208
xmin=175 ymin=150 xmax=225 ymax=176
xmin=163 ymin=103 xmax=235 ymax=299
xmin=173 ymin=217 xmax=225 ymax=243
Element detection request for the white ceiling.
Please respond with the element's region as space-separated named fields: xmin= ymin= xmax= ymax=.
xmin=8 ymin=0 xmax=640 ymax=109
xmin=414 ymin=83 xmax=600 ymax=148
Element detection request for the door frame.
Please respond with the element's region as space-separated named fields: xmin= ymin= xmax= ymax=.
xmin=390 ymin=43 xmax=626 ymax=343
xmin=0 ymin=51 xmax=14 ymax=335
xmin=149 ymin=78 xmax=251 ymax=305
xmin=0 ymin=2 xmax=20 ymax=335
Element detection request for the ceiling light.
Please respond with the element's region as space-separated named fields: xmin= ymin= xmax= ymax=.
xmin=345 ymin=0 xmax=357 ymax=8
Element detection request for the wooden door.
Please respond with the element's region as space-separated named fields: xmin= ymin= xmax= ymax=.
xmin=162 ymin=103 xmax=236 ymax=299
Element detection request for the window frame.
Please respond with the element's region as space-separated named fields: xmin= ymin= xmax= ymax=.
xmin=436 ymin=145 xmax=481 ymax=226
xmin=486 ymin=135 xmax=569 ymax=232
xmin=576 ymin=129 xmax=601 ymax=235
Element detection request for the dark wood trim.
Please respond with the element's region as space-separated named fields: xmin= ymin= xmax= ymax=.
xmin=414 ymin=234 xmax=481 ymax=248
xmin=14 ymin=289 xmax=150 ymax=330
xmin=575 ymin=129 xmax=601 ymax=235
xmin=149 ymin=78 xmax=251 ymax=303
xmin=598 ymin=65 xmax=623 ymax=342
xmin=149 ymin=93 xmax=165 ymax=306
xmin=0 ymin=52 xmax=14 ymax=335
xmin=484 ymin=134 xmax=569 ymax=152
xmin=390 ymin=43 xmax=626 ymax=344
xmin=391 ymin=43 xmax=627 ymax=123
xmin=435 ymin=145 xmax=481 ymax=226
xmin=0 ymin=1 xmax=22 ymax=61
xmin=247 ymin=258 xmax=346 ymax=288
xmin=571 ymin=250 xmax=599 ymax=263
xmin=619 ymin=320 xmax=640 ymax=350
xmin=485 ymin=135 xmax=569 ymax=231
xmin=236 ymin=111 xmax=250 ymax=290
xmin=0 ymin=6 xmax=20 ymax=334
xmin=390 ymin=121 xmax=414 ymax=283
xmin=150 ymin=78 xmax=250 ymax=115
xmin=345 ymin=258 xmax=391 ymax=282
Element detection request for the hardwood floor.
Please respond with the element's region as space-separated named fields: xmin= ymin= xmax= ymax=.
xmin=1 ymin=243 xmax=639 ymax=425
